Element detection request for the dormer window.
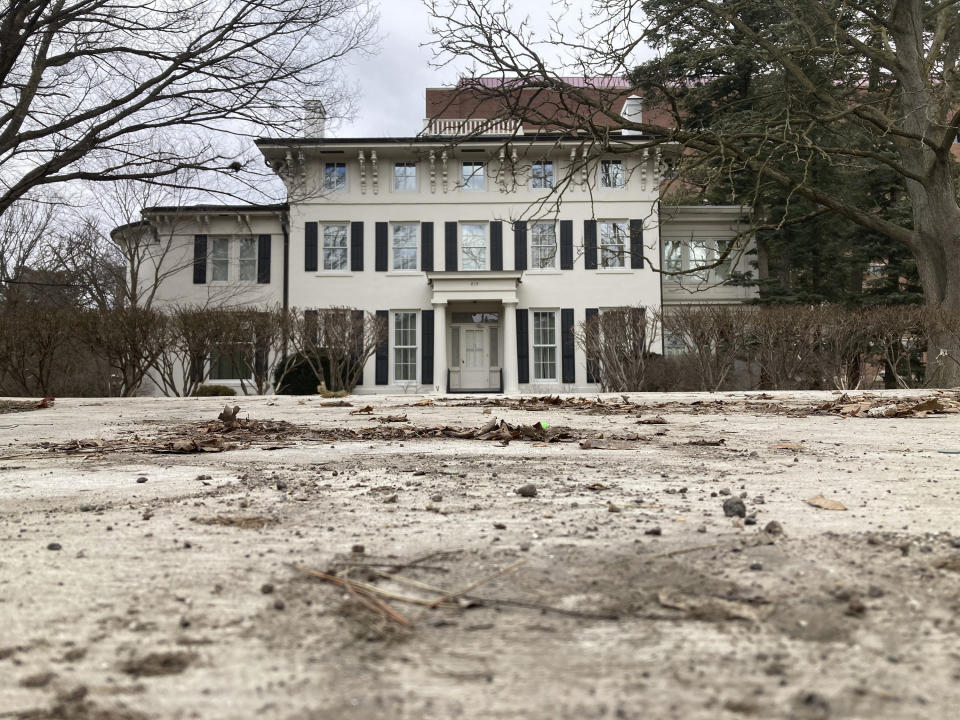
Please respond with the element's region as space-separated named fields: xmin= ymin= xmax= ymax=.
xmin=324 ymin=162 xmax=346 ymax=192
xmin=461 ymin=161 xmax=486 ymax=191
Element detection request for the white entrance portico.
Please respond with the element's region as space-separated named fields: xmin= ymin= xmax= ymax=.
xmin=426 ymin=271 xmax=522 ymax=394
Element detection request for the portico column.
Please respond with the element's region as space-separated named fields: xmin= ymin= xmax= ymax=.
xmin=502 ymin=300 xmax=519 ymax=394
xmin=433 ymin=301 xmax=447 ymax=394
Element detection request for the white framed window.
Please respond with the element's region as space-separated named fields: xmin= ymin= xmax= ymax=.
xmin=531 ymin=161 xmax=554 ymax=189
xmin=599 ymin=221 xmax=627 ymax=268
xmin=460 ymin=223 xmax=487 ymax=270
xmin=210 ymin=237 xmax=230 ymax=282
xmin=393 ymin=162 xmax=417 ymax=191
xmin=689 ymin=239 xmax=710 ymax=280
xmin=394 ymin=311 xmax=417 ymax=382
xmin=461 ymin=161 xmax=486 ymax=191
xmin=532 ymin=310 xmax=558 ymax=381
xmin=322 ymin=223 xmax=349 ymax=271
xmin=600 ymin=160 xmax=625 ymax=188
xmin=208 ymin=349 xmax=251 ymax=381
xmin=392 ymin=223 xmax=418 ymax=270
xmin=323 ymin=162 xmax=346 ymax=192
xmin=663 ymin=238 xmax=683 ymax=273
xmin=209 ymin=237 xmax=258 ymax=283
xmin=530 ymin=222 xmax=557 ymax=269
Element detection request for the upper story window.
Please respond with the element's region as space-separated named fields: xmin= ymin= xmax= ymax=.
xmin=461 ymin=223 xmax=487 ymax=270
xmin=392 ymin=223 xmax=418 ymax=270
xmin=461 ymin=161 xmax=486 ymax=191
xmin=322 ymin=223 xmax=348 ymax=271
xmin=393 ymin=162 xmax=417 ymax=191
xmin=599 ymin=221 xmax=627 ymax=268
xmin=210 ymin=237 xmax=257 ymax=282
xmin=531 ymin=161 xmax=554 ymax=189
xmin=600 ymin=160 xmax=624 ymax=188
xmin=530 ymin=222 xmax=557 ymax=269
xmin=323 ymin=162 xmax=346 ymax=192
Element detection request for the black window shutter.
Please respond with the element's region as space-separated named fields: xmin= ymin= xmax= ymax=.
xmin=560 ymin=221 xmax=573 ymax=270
xmin=421 ymin=309 xmax=434 ymax=385
xmin=516 ymin=309 xmax=529 ymax=384
xmin=375 ymin=309 xmax=388 ymax=385
xmin=630 ymin=219 xmax=644 ymax=269
xmin=305 ymin=222 xmax=318 ymax=272
xmin=351 ymin=221 xmax=364 ymax=271
xmin=421 ymin=222 xmax=434 ymax=271
xmin=193 ymin=234 xmax=207 ymax=284
xmin=584 ymin=220 xmax=597 ymax=270
xmin=254 ymin=340 xmax=268 ymax=379
xmin=513 ymin=221 xmax=527 ymax=271
xmin=561 ymin=308 xmax=575 ymax=384
xmin=375 ymin=222 xmax=388 ymax=272
xmin=445 ymin=221 xmax=458 ymax=271
xmin=490 ymin=221 xmax=503 ymax=270
xmin=257 ymin=234 xmax=271 ymax=283
xmin=350 ymin=309 xmax=364 ymax=357
xmin=585 ymin=308 xmax=600 ymax=383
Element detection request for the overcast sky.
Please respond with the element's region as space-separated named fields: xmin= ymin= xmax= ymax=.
xmin=336 ymin=0 xmax=636 ymax=138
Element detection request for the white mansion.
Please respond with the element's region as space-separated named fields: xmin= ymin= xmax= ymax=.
xmin=136 ymin=83 xmax=755 ymax=394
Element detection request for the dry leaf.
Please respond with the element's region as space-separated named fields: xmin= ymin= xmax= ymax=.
xmin=350 ymin=405 xmax=374 ymax=415
xmin=586 ymin=482 xmax=609 ymax=491
xmin=804 ymin=494 xmax=847 ymax=511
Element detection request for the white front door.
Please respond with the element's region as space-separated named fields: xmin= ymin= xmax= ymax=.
xmin=460 ymin=327 xmax=490 ymax=388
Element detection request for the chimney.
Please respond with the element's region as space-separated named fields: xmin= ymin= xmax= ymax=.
xmin=620 ymin=95 xmax=643 ymax=135
xmin=303 ymin=100 xmax=326 ymax=138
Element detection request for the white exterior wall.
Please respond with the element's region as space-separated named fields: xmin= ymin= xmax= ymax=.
xmin=280 ymin=142 xmax=662 ymax=393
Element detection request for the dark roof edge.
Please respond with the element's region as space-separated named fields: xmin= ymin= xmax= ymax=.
xmin=255 ymin=133 xmax=659 ymax=146
xmin=143 ymin=202 xmax=289 ymax=214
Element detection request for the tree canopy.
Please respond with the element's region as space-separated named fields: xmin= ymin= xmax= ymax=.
xmin=0 ymin=0 xmax=376 ymax=217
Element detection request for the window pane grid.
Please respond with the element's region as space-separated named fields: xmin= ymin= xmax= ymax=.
xmin=532 ymin=311 xmax=557 ymax=380
xmin=599 ymin=221 xmax=626 ymax=268
xmin=393 ymin=163 xmax=416 ymax=190
xmin=324 ymin=162 xmax=346 ymax=191
xmin=461 ymin=161 xmax=485 ymax=190
xmin=237 ymin=237 xmax=257 ymax=282
xmin=531 ymin=223 xmax=557 ymax=269
xmin=532 ymin=161 xmax=554 ymax=189
xmin=322 ymin=224 xmax=348 ymax=271
xmin=394 ymin=312 xmax=417 ymax=382
xmin=211 ymin=238 xmax=229 ymax=281
xmin=600 ymin=160 xmax=624 ymax=188
xmin=392 ymin=223 xmax=418 ymax=270
xmin=461 ymin=223 xmax=487 ymax=270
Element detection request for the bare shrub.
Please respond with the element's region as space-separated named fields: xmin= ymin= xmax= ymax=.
xmin=287 ymin=307 xmax=386 ymax=393
xmin=866 ymin=305 xmax=927 ymax=389
xmin=219 ymin=306 xmax=291 ymax=396
xmin=658 ymin=305 xmax=753 ymax=391
xmin=151 ymin=305 xmax=235 ymax=397
xmin=744 ymin=306 xmax=819 ymax=390
xmin=575 ymin=306 xmax=658 ymax=391
xmin=78 ymin=306 xmax=167 ymax=396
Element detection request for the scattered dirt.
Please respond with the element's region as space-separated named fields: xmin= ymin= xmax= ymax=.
xmin=2 ymin=391 xmax=960 ymax=719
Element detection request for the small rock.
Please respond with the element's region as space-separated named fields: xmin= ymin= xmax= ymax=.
xmin=719 ymin=487 xmax=732 ymax=496
xmin=261 ymin=583 xmax=275 ymax=595
xmin=846 ymin=598 xmax=867 ymax=616
xmin=383 ymin=494 xmax=398 ymax=504
xmin=351 ymin=544 xmax=365 ymax=554
xmin=750 ymin=562 xmax=764 ymax=571
xmin=412 ymin=470 xmax=426 ymax=476
xmin=430 ymin=493 xmax=443 ymax=503
xmin=722 ymin=497 xmax=746 ymax=518
xmin=764 ymin=520 xmax=784 ymax=535
xmin=20 ymin=671 xmax=56 ymax=688
xmin=519 ymin=542 xmax=531 ymax=551
xmin=62 ymin=647 xmax=87 ymax=663
xmin=273 ymin=599 xmax=285 ymax=611
xmin=493 ymin=522 xmax=506 ymax=530
xmin=136 ymin=476 xmax=148 ymax=484
xmin=644 ymin=527 xmax=662 ymax=536
xmin=867 ymin=585 xmax=885 ymax=598
xmin=754 ymin=495 xmax=766 ymax=504
xmin=607 ymin=502 xmax=622 ymax=513
xmin=179 ymin=616 xmax=190 ymax=628
xmin=516 ymin=484 xmax=538 ymax=498
xmin=47 ymin=542 xmax=61 ymax=551
xmin=744 ymin=515 xmax=757 ymax=526
xmin=697 ymin=524 xmax=708 ymax=534
xmin=275 ymin=479 xmax=288 ymax=491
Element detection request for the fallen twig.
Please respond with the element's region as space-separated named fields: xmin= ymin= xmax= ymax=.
xmin=427 ymin=559 xmax=526 ymax=609
xmin=291 ymin=564 xmax=412 ymax=626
